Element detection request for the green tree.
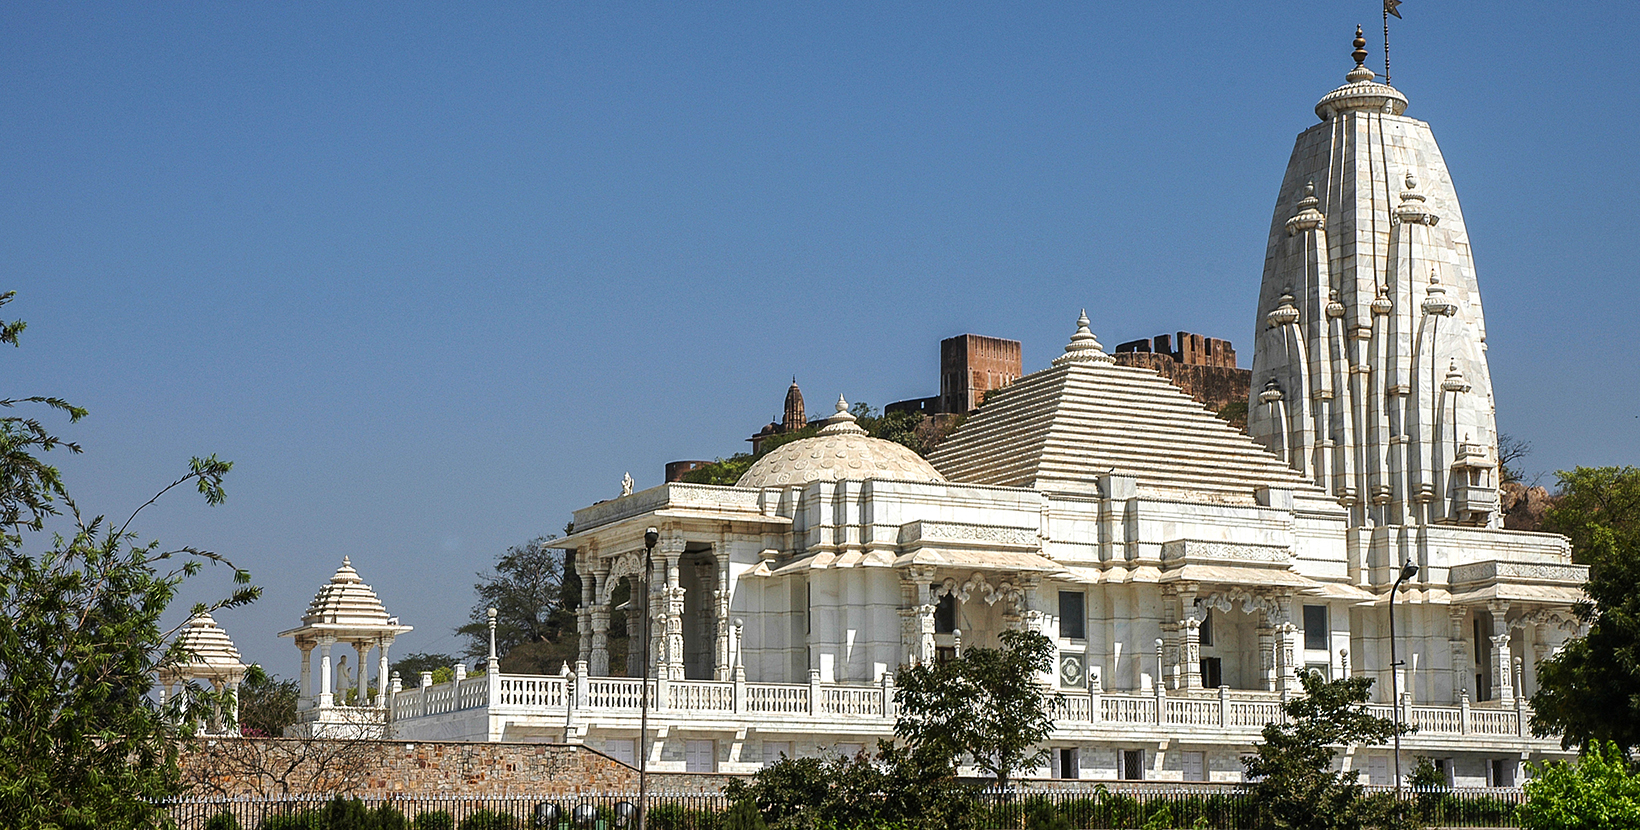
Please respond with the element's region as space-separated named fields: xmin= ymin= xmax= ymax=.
xmin=893 ymin=628 xmax=1058 ymax=789
xmin=1517 ymin=741 xmax=1640 ymax=830
xmin=1545 ymin=466 xmax=1640 ymax=559
xmin=1532 ymin=467 xmax=1640 ymax=753
xmin=1242 ymin=670 xmax=1412 ymax=830
xmin=236 ymin=665 xmax=300 ymax=737
xmin=0 ymin=292 xmax=258 ymax=828
xmin=456 ymin=536 xmax=579 ymax=674
xmin=390 ymin=652 xmax=459 ymax=687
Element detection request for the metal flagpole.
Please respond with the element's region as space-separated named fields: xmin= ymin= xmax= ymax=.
xmin=1384 ymin=0 xmax=1403 ymax=85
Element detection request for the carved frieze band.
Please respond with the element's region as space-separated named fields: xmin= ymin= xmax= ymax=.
xmin=1160 ymin=539 xmax=1293 ymax=564
xmin=899 ymin=520 xmax=1039 ymax=549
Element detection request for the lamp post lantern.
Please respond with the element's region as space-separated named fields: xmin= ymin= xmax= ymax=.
xmin=1389 ymin=559 xmax=1419 ymax=795
xmin=638 ymin=526 xmax=659 ymax=830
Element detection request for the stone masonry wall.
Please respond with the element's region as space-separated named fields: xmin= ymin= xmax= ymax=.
xmin=180 ymin=739 xmax=736 ymax=798
xmin=1111 ymin=352 xmax=1251 ymax=416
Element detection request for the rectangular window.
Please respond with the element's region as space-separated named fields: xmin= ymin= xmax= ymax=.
xmin=1367 ymin=756 xmax=1390 ymax=786
xmin=761 ymin=741 xmax=794 ymax=767
xmin=605 ymin=738 xmax=636 ymax=767
xmin=1121 ymin=749 xmax=1145 ymax=781
xmin=1182 ymin=751 xmax=1207 ymax=782
xmin=1303 ymin=605 xmax=1329 ymax=651
xmin=1058 ymin=748 xmax=1080 ymax=779
xmin=1199 ymin=610 xmax=1213 ymax=647
xmin=1059 ymin=591 xmax=1086 ymax=640
xmin=685 ymin=740 xmax=716 ymax=773
xmin=935 ymin=646 xmax=956 ymax=664
xmin=1490 ymin=759 xmax=1515 ymax=787
xmin=1200 ymin=657 xmax=1223 ymax=689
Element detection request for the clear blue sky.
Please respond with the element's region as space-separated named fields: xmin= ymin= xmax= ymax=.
xmin=4 ymin=3 xmax=1636 ymax=678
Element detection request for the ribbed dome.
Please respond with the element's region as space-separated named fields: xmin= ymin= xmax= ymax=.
xmin=300 ymin=557 xmax=395 ymax=627
xmin=736 ymin=395 xmax=944 ymax=489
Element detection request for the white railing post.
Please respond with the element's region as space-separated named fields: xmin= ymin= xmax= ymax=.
xmin=881 ymin=673 xmax=894 ymax=719
xmin=1219 ymin=685 xmax=1230 ymax=728
xmin=1088 ymin=668 xmax=1102 ymax=723
xmin=1460 ymin=689 xmax=1470 ymax=735
xmin=1154 ymin=639 xmax=1166 ymax=725
xmin=809 ymin=670 xmax=822 ymax=716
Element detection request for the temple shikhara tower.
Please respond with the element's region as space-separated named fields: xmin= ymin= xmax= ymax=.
xmin=1250 ymin=27 xmax=1499 ymax=530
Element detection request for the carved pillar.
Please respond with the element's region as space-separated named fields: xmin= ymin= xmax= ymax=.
xmin=1490 ymin=602 xmax=1514 ymax=705
xmin=1276 ymin=622 xmax=1299 ymax=695
xmin=1257 ymin=621 xmax=1277 ymax=692
xmin=1014 ymin=575 xmax=1043 ymax=632
xmin=1448 ymin=607 xmax=1469 ymax=704
xmin=714 ymin=551 xmax=732 ymax=681
xmin=576 ymin=548 xmax=596 ymax=667
xmin=662 ymin=535 xmax=687 ymax=680
xmin=589 ymin=607 xmax=611 ymax=677
xmin=1183 ymin=616 xmax=1203 ymax=690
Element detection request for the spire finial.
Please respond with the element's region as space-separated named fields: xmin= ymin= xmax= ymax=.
xmin=1052 ymin=309 xmax=1113 ymax=366
xmin=1352 ymin=25 xmax=1367 ymax=68
xmin=817 ymin=393 xmax=867 ymax=435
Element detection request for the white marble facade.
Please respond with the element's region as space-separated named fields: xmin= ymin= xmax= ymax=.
xmin=381 ymin=34 xmax=1587 ymax=787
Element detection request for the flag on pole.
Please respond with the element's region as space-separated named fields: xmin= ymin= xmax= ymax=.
xmin=1385 ymin=0 xmax=1403 ymax=19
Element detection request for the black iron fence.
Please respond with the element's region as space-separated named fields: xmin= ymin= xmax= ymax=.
xmin=162 ymin=793 xmax=729 ymax=830
xmin=163 ymin=786 xmax=1528 ymax=830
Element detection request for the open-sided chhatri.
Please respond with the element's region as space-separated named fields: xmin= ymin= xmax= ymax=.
xmin=268 ymin=33 xmax=1588 ymax=786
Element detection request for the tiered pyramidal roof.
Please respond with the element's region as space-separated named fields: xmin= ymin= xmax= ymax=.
xmin=931 ymin=313 xmax=1313 ymax=503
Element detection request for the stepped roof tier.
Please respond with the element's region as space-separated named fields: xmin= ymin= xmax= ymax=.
xmin=931 ymin=312 xmax=1314 ymax=503
xmin=279 ymin=557 xmax=412 ymax=640
xmin=160 ymin=612 xmax=248 ymax=683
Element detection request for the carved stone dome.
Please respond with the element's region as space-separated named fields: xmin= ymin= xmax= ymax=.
xmin=736 ymin=395 xmax=945 ymax=489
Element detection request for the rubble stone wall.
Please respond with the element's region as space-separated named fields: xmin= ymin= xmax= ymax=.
xmin=180 ymin=739 xmax=736 ymax=797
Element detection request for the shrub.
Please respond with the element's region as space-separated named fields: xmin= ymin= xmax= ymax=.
xmin=459 ymin=808 xmax=520 ymax=830
xmin=412 ymin=811 xmax=457 ymax=830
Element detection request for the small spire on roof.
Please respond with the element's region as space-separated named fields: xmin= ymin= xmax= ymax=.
xmin=818 ymin=394 xmax=867 ymax=436
xmin=1053 ymin=310 xmax=1114 ymax=366
xmin=1346 ymin=25 xmax=1376 ymax=83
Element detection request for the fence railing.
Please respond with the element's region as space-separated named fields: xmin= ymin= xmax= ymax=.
xmin=163 ymin=786 xmax=1530 ymax=830
xmin=392 ymin=669 xmax=1535 ymax=742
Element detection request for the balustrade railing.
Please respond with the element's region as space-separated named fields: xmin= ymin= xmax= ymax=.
xmin=391 ymin=672 xmax=1539 ymax=743
xmin=744 ymin=682 xmax=808 ymax=714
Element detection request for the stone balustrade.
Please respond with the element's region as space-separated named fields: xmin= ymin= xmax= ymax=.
xmin=391 ymin=670 xmax=1541 ymax=745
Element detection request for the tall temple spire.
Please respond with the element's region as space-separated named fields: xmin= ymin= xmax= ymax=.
xmin=782 ymin=378 xmax=807 ymax=431
xmin=1250 ymin=29 xmax=1499 ymax=530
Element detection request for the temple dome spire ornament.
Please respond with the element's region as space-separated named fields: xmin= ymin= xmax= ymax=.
xmin=1315 ymin=26 xmax=1407 ymax=120
xmin=1052 ymin=310 xmax=1114 ymax=366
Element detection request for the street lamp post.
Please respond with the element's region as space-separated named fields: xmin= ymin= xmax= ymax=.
xmin=1389 ymin=558 xmax=1419 ymax=795
xmin=638 ymin=527 xmax=659 ymax=830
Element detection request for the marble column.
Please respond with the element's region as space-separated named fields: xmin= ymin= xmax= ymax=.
xmin=376 ymin=634 xmax=394 ymax=706
xmin=317 ymin=635 xmax=335 ymax=708
xmin=1447 ymin=607 xmax=1469 ymax=704
xmin=1257 ymin=622 xmax=1277 ymax=692
xmin=298 ymin=640 xmax=314 ymax=710
xmin=1183 ymin=616 xmax=1203 ymax=690
xmin=1490 ymin=602 xmax=1514 ymax=705
xmin=589 ymin=607 xmax=611 ymax=676
xmin=661 ymin=536 xmax=687 ymax=681
xmin=356 ymin=641 xmax=373 ymax=704
xmin=714 ymin=551 xmax=732 ymax=681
